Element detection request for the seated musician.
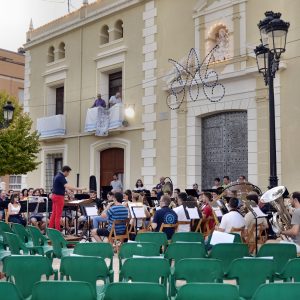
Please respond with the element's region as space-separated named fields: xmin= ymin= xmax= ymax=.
xmin=129 ymin=193 xmax=150 ymax=228
xmin=216 ymin=198 xmax=245 ymax=233
xmin=280 ymin=191 xmax=300 ymax=252
xmin=7 ymin=194 xmax=26 ymax=226
xmin=92 ymin=192 xmax=113 ymax=229
xmin=173 ymin=192 xmax=190 ymax=232
xmin=201 ymin=192 xmax=216 ymax=231
xmin=244 ymin=194 xmax=268 ymax=230
xmin=151 ymin=195 xmax=178 ymax=239
xmin=30 ymin=189 xmax=48 ymax=230
xmin=90 ymin=190 xmax=103 ymax=211
xmin=135 ymin=179 xmax=144 ymax=191
xmin=91 ymin=192 xmax=128 ymax=242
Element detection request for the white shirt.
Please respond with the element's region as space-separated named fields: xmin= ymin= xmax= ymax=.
xmin=244 ymin=211 xmax=268 ymax=229
xmin=110 ymin=180 xmax=123 ymax=192
xmin=109 ymin=96 xmax=122 ymax=105
xmin=219 ymin=210 xmax=246 ymax=233
xmin=173 ymin=205 xmax=190 ymax=232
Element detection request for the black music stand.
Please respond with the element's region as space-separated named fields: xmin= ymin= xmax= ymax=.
xmin=185 ymin=189 xmax=199 ymax=198
xmin=80 ymin=204 xmax=98 ymax=242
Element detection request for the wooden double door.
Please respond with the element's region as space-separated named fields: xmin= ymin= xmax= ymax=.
xmin=100 ymin=148 xmax=124 ymax=187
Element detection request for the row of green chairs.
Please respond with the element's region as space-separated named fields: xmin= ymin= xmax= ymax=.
xmin=2 ymin=281 xmax=300 ymax=300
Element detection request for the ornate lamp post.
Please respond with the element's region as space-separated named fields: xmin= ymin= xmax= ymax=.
xmin=254 ymin=11 xmax=290 ymax=188
xmin=1 ymin=101 xmax=15 ymax=128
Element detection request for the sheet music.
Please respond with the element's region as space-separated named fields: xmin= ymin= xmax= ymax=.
xmin=213 ymin=207 xmax=223 ymax=217
xmin=186 ymin=207 xmax=200 ymax=219
xmin=85 ymin=206 xmax=98 ymax=217
xmin=131 ymin=206 xmax=146 ymax=219
xmin=210 ymin=230 xmax=235 ymax=245
xmin=252 ymin=206 xmax=267 ymax=218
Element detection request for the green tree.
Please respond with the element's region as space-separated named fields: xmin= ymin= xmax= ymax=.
xmin=0 ymin=92 xmax=40 ymax=176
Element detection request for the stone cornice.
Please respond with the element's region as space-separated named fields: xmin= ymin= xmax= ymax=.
xmin=25 ymin=0 xmax=144 ymax=49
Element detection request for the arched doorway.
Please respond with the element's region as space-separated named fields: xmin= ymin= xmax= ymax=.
xmin=100 ymin=148 xmax=124 ymax=187
xmin=201 ymin=111 xmax=248 ymax=189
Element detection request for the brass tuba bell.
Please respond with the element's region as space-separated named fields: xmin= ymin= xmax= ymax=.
xmin=162 ymin=177 xmax=173 ymax=196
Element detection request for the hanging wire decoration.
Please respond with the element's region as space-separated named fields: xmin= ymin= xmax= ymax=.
xmin=166 ymin=45 xmax=226 ymax=110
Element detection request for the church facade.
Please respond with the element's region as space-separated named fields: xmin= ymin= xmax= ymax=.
xmin=24 ymin=0 xmax=300 ymax=193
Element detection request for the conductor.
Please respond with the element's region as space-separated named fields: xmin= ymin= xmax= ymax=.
xmin=49 ymin=165 xmax=86 ymax=231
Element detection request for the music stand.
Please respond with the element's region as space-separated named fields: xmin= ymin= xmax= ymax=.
xmin=185 ymin=189 xmax=199 ymax=198
xmin=129 ymin=205 xmax=146 ymax=235
xmin=101 ymin=186 xmax=113 ymax=201
xmin=80 ymin=204 xmax=99 ymax=242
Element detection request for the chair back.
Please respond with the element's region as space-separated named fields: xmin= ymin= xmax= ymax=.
xmin=209 ymin=243 xmax=249 ymax=273
xmin=27 ymin=225 xmax=48 ymax=246
xmin=47 ymin=228 xmax=67 ymax=258
xmin=108 ymin=219 xmax=130 ymax=243
xmin=3 ymin=232 xmax=29 ymax=255
xmin=0 ymin=221 xmax=13 ymax=234
xmin=281 ymin=258 xmax=300 ymax=282
xmin=60 ymin=255 xmax=110 ymax=294
xmin=159 ymin=223 xmax=178 ymax=238
xmin=252 ymin=283 xmax=300 ymax=300
xmin=172 ymin=232 xmax=204 ymax=243
xmin=135 ymin=232 xmax=168 ymax=250
xmin=11 ymin=223 xmax=31 ymax=244
xmin=165 ymin=242 xmax=206 ymax=264
xmin=4 ymin=255 xmax=55 ymax=299
xmin=103 ymin=282 xmax=168 ymax=300
xmin=0 ymin=282 xmax=23 ymax=300
xmin=227 ymin=258 xmax=274 ymax=299
xmin=174 ymin=258 xmax=223 ymax=283
xmin=73 ymin=242 xmax=114 ymax=270
xmin=175 ymin=283 xmax=240 ymax=300
xmin=120 ymin=257 xmax=170 ymax=285
xmin=257 ymin=243 xmax=297 ymax=274
xmin=31 ymin=281 xmax=96 ymax=300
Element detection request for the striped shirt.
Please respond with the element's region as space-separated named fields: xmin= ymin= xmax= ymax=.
xmin=107 ymin=205 xmax=128 ymax=234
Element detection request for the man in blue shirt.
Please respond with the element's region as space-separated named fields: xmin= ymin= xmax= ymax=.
xmin=92 ymin=93 xmax=106 ymax=108
xmin=91 ymin=192 xmax=128 ymax=242
xmin=49 ymin=165 xmax=86 ymax=231
xmin=152 ymin=195 xmax=178 ymax=239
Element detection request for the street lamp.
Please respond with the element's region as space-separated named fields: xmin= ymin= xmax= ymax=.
xmin=254 ymin=11 xmax=290 ymax=188
xmin=1 ymin=101 xmax=15 ymax=128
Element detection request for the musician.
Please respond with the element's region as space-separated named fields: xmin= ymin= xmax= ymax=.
xmin=135 ymin=179 xmax=144 ymax=191
xmin=192 ymin=183 xmax=200 ymax=197
xmin=151 ymin=189 xmax=158 ymax=198
xmin=212 ymin=178 xmax=221 ymax=189
xmin=49 ymin=165 xmax=86 ymax=231
xmin=222 ymin=176 xmax=231 ymax=189
xmin=91 ymin=192 xmax=128 ymax=242
xmin=244 ymin=194 xmax=268 ymax=230
xmin=173 ymin=192 xmax=190 ymax=232
xmin=217 ymin=198 xmax=245 ymax=233
xmin=151 ymin=195 xmax=178 ymax=239
xmin=238 ymin=175 xmax=247 ymax=183
xmin=89 ymin=190 xmax=103 ymax=210
xmin=280 ymin=192 xmax=300 ymax=252
xmin=201 ymin=192 xmax=216 ymax=231
xmin=92 ymin=192 xmax=113 ymax=229
xmin=110 ymin=173 xmax=123 ymax=192
xmin=30 ymin=189 xmax=48 ymax=230
xmin=7 ymin=194 xmax=26 ymax=226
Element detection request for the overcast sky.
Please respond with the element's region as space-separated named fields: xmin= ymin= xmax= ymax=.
xmin=0 ymin=0 xmax=96 ymax=52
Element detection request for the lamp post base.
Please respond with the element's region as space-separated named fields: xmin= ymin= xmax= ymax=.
xmin=268 ymin=176 xmax=278 ymax=189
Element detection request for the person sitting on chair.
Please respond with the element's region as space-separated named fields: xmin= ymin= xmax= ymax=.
xmin=173 ymin=192 xmax=191 ymax=232
xmin=216 ymin=197 xmax=245 ymax=233
xmin=151 ymin=195 xmax=178 ymax=239
xmin=7 ymin=194 xmax=26 ymax=226
xmin=91 ymin=192 xmax=128 ymax=242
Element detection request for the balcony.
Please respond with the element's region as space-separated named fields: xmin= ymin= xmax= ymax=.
xmin=37 ymin=114 xmax=66 ymax=139
xmin=84 ymin=103 xmax=124 ymax=136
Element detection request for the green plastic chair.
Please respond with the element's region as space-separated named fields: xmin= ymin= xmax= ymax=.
xmin=209 ymin=243 xmax=249 ymax=274
xmin=103 ymin=282 xmax=168 ymax=300
xmin=47 ymin=228 xmax=75 ymax=258
xmin=252 ymin=283 xmax=300 ymax=300
xmin=4 ymin=255 xmax=58 ymax=299
xmin=120 ymin=257 xmax=170 ymax=287
xmin=0 ymin=281 xmax=23 ymax=300
xmin=73 ymin=242 xmax=114 ymax=271
xmin=171 ymin=232 xmax=204 ymax=243
xmin=31 ymin=281 xmax=96 ymax=300
xmin=27 ymin=225 xmax=53 ymax=258
xmin=0 ymin=221 xmax=13 ymax=246
xmin=257 ymin=243 xmax=297 ymax=275
xmin=175 ymin=283 xmax=242 ymax=300
xmin=3 ymin=232 xmax=30 ymax=255
xmin=118 ymin=242 xmax=161 ymax=270
xmin=0 ymin=241 xmax=11 ymax=261
xmin=280 ymin=258 xmax=300 ymax=282
xmin=60 ymin=255 xmax=111 ymax=297
xmin=11 ymin=223 xmax=33 ymax=246
xmin=226 ymin=258 xmax=274 ymax=299
xmin=135 ymin=232 xmax=168 ymax=252
xmin=173 ymin=258 xmax=223 ymax=294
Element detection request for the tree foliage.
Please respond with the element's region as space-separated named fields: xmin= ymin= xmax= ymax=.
xmin=0 ymin=92 xmax=41 ymax=176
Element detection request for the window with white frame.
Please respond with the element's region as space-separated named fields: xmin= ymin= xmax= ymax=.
xmin=45 ymin=153 xmax=63 ymax=192
xmin=9 ymin=175 xmax=22 ymax=191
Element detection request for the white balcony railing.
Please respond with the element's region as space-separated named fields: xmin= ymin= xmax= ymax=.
xmin=37 ymin=114 xmax=66 ymax=138
xmin=84 ymin=103 xmax=124 ymax=136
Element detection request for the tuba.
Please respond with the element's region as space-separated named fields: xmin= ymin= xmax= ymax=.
xmin=260 ymin=186 xmax=292 ymax=240
xmin=162 ymin=177 xmax=173 ymax=195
